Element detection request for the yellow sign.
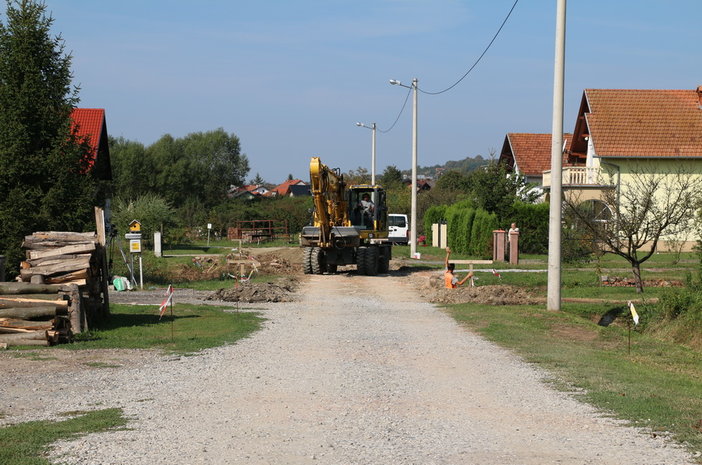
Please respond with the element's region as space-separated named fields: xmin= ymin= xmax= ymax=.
xmin=130 ymin=239 xmax=142 ymax=253
xmin=129 ymin=220 xmax=141 ymax=232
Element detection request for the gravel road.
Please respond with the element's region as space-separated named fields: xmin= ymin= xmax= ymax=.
xmin=2 ymin=273 xmax=696 ymax=464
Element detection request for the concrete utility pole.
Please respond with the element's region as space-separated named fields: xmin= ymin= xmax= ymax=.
xmin=410 ymin=78 xmax=418 ymax=259
xmin=547 ymin=0 xmax=567 ymax=311
xmin=389 ymin=78 xmax=419 ymax=258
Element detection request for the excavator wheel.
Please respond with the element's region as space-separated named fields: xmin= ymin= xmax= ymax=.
xmin=310 ymin=247 xmax=325 ymax=274
xmin=366 ymin=246 xmax=379 ymax=276
xmin=378 ymin=249 xmax=390 ymax=273
xmin=303 ymin=247 xmax=314 ymax=274
xmin=356 ymin=247 xmax=367 ymax=275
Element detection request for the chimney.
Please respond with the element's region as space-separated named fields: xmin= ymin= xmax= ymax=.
xmin=697 ymin=85 xmax=702 ymax=109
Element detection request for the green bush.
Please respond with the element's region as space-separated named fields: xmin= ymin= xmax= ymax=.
xmin=471 ymin=210 xmax=498 ymax=258
xmin=423 ymin=205 xmax=447 ymax=243
xmin=504 ymin=201 xmax=549 ymax=254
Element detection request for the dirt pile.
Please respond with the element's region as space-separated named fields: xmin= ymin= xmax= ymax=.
xmin=414 ymin=271 xmax=541 ymax=305
xmin=600 ymin=275 xmax=683 ymax=287
xmin=247 ymin=249 xmax=303 ymax=275
xmin=207 ymin=278 xmax=299 ymax=303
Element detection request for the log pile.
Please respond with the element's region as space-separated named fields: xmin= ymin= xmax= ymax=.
xmin=16 ymin=230 xmax=110 ymax=334
xmin=0 ymin=282 xmax=77 ymax=347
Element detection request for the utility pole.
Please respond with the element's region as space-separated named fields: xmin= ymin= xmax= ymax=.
xmin=410 ymin=78 xmax=418 ymax=259
xmin=547 ymin=0 xmax=566 ymax=311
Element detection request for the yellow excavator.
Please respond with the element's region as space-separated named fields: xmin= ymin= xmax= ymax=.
xmin=300 ymin=157 xmax=391 ymax=275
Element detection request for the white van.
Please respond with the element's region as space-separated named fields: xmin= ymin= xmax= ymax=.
xmin=388 ymin=213 xmax=409 ymax=245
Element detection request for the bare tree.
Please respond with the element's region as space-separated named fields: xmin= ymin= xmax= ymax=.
xmin=565 ymin=166 xmax=702 ymax=293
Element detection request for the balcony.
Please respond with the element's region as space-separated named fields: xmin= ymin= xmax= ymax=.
xmin=542 ymin=166 xmax=605 ymax=188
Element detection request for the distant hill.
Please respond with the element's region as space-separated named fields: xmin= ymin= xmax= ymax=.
xmin=401 ymin=155 xmax=489 ymax=178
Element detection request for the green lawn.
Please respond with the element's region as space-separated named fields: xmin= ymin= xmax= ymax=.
xmin=0 ymin=409 xmax=127 ymax=465
xmin=445 ymin=298 xmax=702 ymax=458
xmin=69 ymin=303 xmax=263 ymax=354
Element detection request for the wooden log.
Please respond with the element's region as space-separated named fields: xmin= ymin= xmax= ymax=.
xmin=63 ymin=284 xmax=85 ymax=333
xmin=27 ymin=243 xmax=96 ymax=260
xmin=27 ymin=254 xmax=93 ymax=268
xmin=23 ymin=231 xmax=97 ymax=244
xmin=4 ymin=339 xmax=49 ymax=347
xmin=20 ymin=257 xmax=91 ymax=277
xmin=0 ymin=297 xmax=68 ymax=308
xmin=0 ymin=306 xmax=60 ymax=319
xmin=0 ymin=282 xmax=64 ymax=294
xmin=0 ymin=330 xmax=47 ymax=342
xmin=46 ymin=278 xmax=87 ymax=286
xmin=0 ymin=318 xmax=53 ymax=330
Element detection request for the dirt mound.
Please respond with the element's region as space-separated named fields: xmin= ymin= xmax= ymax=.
xmin=246 ymin=249 xmax=303 ymax=275
xmin=413 ymin=271 xmax=540 ymax=305
xmin=600 ymin=275 xmax=683 ymax=287
xmin=207 ymin=278 xmax=299 ymax=303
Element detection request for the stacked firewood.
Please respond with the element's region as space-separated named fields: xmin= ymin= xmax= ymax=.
xmin=20 ymin=232 xmax=98 ymax=285
xmin=17 ymin=230 xmax=110 ymax=335
xmin=0 ymin=282 xmax=78 ymax=348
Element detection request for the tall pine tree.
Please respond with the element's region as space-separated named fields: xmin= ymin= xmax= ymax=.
xmin=0 ymin=0 xmax=97 ymax=275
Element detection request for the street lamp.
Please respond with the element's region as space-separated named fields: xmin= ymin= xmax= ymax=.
xmin=355 ymin=122 xmax=377 ymax=185
xmin=390 ymin=78 xmax=419 ymax=258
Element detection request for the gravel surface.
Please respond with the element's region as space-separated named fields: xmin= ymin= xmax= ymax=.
xmin=1 ymin=274 xmax=696 ymax=464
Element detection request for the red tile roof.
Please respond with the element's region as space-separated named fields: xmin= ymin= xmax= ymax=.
xmin=272 ymin=179 xmax=305 ymax=196
xmin=503 ymin=133 xmax=572 ymax=175
xmin=71 ymin=108 xmax=105 ymax=161
xmin=584 ymin=88 xmax=702 ymax=158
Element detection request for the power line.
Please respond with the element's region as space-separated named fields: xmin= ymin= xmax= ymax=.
xmin=378 ymin=86 xmax=412 ymax=134
xmin=420 ymin=0 xmax=519 ymax=96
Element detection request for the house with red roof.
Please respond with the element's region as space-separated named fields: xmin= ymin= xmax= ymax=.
xmin=70 ymin=108 xmax=112 ymax=182
xmin=539 ymin=86 xmax=702 ymax=249
xmin=271 ymin=179 xmax=309 ymax=197
xmin=499 ymin=133 xmax=572 ymax=187
xmin=229 ymin=184 xmax=270 ymax=199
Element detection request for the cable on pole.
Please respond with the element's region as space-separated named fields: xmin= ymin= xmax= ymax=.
xmin=419 ymin=0 xmax=519 ymax=96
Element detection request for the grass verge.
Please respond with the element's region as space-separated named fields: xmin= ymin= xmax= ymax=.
xmin=446 ymin=302 xmax=702 ymax=457
xmin=68 ymin=303 xmax=263 ymax=354
xmin=0 ymin=408 xmax=127 ymax=465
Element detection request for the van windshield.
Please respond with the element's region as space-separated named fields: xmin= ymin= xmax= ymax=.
xmin=388 ymin=216 xmax=406 ymax=228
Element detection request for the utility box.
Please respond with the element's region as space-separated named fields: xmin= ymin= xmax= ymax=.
xmin=432 ymin=223 xmax=447 ymax=249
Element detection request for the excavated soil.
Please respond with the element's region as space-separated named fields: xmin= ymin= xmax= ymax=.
xmin=410 ymin=269 xmax=542 ymax=305
xmin=207 ymin=278 xmax=300 ymax=303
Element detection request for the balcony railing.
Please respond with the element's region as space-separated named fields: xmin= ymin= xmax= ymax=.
xmin=542 ymin=167 xmax=602 ymax=187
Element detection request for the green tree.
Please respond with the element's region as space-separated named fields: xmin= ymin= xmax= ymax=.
xmin=250 ymin=172 xmax=265 ymax=185
xmin=111 ymin=193 xmax=177 ymax=242
xmin=109 ymin=136 xmax=153 ymax=200
xmin=379 ymin=165 xmax=403 ymax=189
xmin=467 ymin=160 xmax=535 ymax=220
xmin=0 ymin=0 xmax=97 ymax=274
xmin=435 ymin=170 xmax=471 ymax=192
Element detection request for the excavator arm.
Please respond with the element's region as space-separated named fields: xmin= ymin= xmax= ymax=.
xmin=309 ymin=157 xmax=349 ymax=248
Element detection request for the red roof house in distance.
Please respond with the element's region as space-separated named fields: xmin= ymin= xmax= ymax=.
xmin=70 ymin=108 xmax=112 ymax=181
xmin=271 ymin=179 xmax=309 ymax=197
xmin=499 ymin=133 xmax=572 ymax=186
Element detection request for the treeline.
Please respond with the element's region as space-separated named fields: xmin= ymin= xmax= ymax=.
xmin=402 ymin=155 xmax=489 ymax=178
xmin=109 ymin=131 xmax=316 ymax=241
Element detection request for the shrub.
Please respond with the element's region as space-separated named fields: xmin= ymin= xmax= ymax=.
xmin=504 ymin=201 xmax=549 ymax=254
xmin=423 ymin=205 xmax=447 ymax=243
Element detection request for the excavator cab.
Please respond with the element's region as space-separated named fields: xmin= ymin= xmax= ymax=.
xmin=348 ymin=186 xmax=388 ymax=232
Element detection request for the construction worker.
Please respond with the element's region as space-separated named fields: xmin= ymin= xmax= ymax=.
xmin=444 ymin=247 xmax=473 ymax=289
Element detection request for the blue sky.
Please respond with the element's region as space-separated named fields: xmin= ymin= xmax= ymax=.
xmin=41 ymin=0 xmax=702 ymax=183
